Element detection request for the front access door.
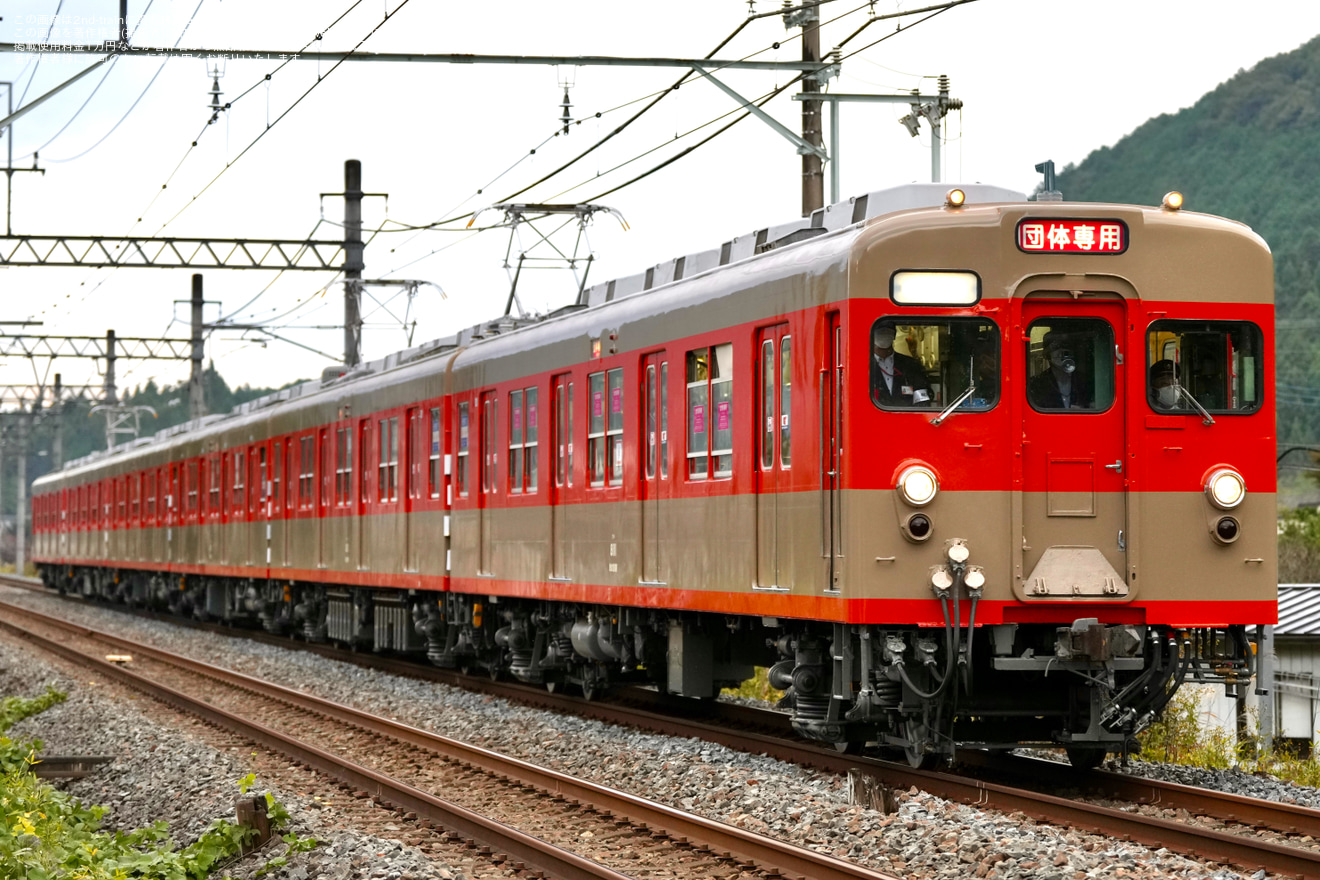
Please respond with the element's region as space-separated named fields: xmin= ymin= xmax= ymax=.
xmin=1018 ymin=298 xmax=1129 ymax=599
xmin=640 ymin=354 xmax=668 ymax=583
xmin=755 ymin=324 xmax=792 ymax=590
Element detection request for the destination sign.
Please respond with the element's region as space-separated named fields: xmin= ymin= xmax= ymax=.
xmin=1017 ymin=219 xmax=1128 ymax=254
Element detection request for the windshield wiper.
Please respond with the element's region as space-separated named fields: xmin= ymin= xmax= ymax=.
xmin=1176 ymin=384 xmax=1215 ymax=426
xmin=930 ymin=383 xmax=976 ymax=426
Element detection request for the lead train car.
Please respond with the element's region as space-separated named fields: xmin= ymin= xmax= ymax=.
xmin=32 ymin=183 xmax=1275 ymax=767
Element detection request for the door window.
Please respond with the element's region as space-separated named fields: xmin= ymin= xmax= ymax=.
xmin=1025 ymin=318 xmax=1114 ymax=413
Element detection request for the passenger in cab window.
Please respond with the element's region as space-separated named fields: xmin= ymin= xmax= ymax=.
xmin=870 ymin=323 xmax=933 ymax=407
xmin=1029 ymin=332 xmax=1093 ymax=410
xmin=1150 ymin=360 xmax=1182 ymax=410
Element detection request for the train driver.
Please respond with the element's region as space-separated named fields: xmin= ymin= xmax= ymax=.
xmin=871 ymin=323 xmax=933 ymax=407
xmin=1150 ymin=359 xmax=1182 ymax=410
xmin=1028 ymin=331 xmax=1094 ymax=410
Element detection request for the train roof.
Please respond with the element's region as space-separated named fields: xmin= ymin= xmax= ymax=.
xmin=46 ymin=181 xmax=1028 ymax=481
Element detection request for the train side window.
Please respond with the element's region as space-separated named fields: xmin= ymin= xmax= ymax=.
xmin=299 ymin=436 xmax=314 ymax=509
xmin=456 ymin=401 xmax=470 ymax=497
xmin=232 ymin=450 xmax=246 ymax=511
xmin=509 ymin=390 xmax=525 ymax=494
xmin=146 ymin=472 xmax=156 ymax=522
xmin=335 ymin=427 xmax=352 ymax=507
xmin=1026 ymin=319 xmax=1114 ymax=413
xmin=659 ymin=364 xmax=668 ymax=479
xmin=272 ymin=441 xmax=282 ymax=513
xmin=186 ymin=461 xmax=199 ymax=514
xmin=870 ymin=318 xmax=1000 ymax=411
xmin=606 ymin=368 xmax=624 ymax=486
xmin=378 ymin=416 xmax=399 ymax=502
xmin=429 ymin=407 xmax=442 ymax=498
xmin=780 ymin=337 xmax=792 ymax=467
xmin=213 ymin=456 xmax=224 ymax=515
xmin=1146 ymin=320 xmax=1263 ymax=414
xmin=358 ymin=421 xmax=370 ymax=506
xmin=482 ymin=396 xmax=498 ymax=494
xmin=646 ymin=365 xmax=657 ymax=479
xmin=588 ymin=372 xmax=607 ymax=487
xmin=256 ymin=447 xmax=267 ymax=510
xmin=525 ymin=387 xmax=539 ymax=492
xmin=686 ymin=344 xmax=733 ymax=479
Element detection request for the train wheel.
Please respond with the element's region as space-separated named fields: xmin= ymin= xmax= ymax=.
xmin=903 ymin=721 xmax=938 ymax=770
xmin=581 ymin=671 xmax=605 ymax=702
xmin=1065 ymin=747 xmax=1105 ymax=771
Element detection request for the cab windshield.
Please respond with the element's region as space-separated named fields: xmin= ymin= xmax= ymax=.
xmin=1147 ymin=320 xmax=1263 ymax=413
xmin=869 ymin=319 xmax=999 ymax=411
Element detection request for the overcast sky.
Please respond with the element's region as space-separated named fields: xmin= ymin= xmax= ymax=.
xmin=2 ymin=0 xmax=1318 ymax=400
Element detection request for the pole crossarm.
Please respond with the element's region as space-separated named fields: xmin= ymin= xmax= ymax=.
xmin=0 ymin=235 xmax=344 ymax=270
xmin=0 ymin=383 xmax=98 ymax=407
xmin=0 ymin=334 xmax=192 ymax=360
xmin=698 ymin=67 xmax=828 ymax=161
xmin=0 ymin=44 xmax=831 ymax=72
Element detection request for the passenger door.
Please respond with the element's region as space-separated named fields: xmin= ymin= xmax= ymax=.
xmin=1016 ymin=296 xmax=1130 ymax=600
xmin=821 ymin=313 xmax=843 ymax=593
xmin=756 ymin=324 xmax=791 ymax=590
xmin=479 ymin=391 xmax=497 ymax=574
xmin=550 ymin=375 xmax=573 ymax=580
xmin=640 ymin=354 xmax=668 ymax=584
xmin=405 ymin=407 xmax=423 ymax=572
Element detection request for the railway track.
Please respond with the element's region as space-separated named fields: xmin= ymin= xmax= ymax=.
xmin=5 ymin=577 xmax=1320 ymax=878
xmin=0 ymin=593 xmax=898 ymax=880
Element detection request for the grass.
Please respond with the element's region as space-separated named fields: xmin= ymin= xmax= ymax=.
xmin=1139 ymin=687 xmax=1320 ymax=788
xmin=0 ymin=687 xmax=315 ymax=878
xmin=721 ymin=667 xmax=784 ymax=703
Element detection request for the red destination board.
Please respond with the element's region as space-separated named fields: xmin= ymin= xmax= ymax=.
xmin=1017 ymin=219 xmax=1127 ymax=254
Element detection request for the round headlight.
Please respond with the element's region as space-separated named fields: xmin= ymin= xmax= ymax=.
xmin=1162 ymin=191 xmax=1184 ymax=211
xmin=1205 ymin=468 xmax=1245 ymax=510
xmin=898 ymin=465 xmax=939 ymax=507
xmin=945 ymin=188 xmax=966 ymax=208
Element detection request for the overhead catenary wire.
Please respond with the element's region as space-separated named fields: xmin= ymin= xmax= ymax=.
xmin=37 ymin=0 xmax=208 ymax=164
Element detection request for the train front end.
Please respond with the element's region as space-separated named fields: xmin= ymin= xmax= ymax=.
xmin=784 ymin=192 xmax=1275 ymax=766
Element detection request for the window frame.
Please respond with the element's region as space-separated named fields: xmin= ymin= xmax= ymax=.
xmin=869 ymin=317 xmax=1003 ymax=414
xmin=1145 ymin=319 xmax=1264 ymax=415
xmin=1025 ymin=317 xmax=1115 ymax=415
xmin=686 ymin=344 xmax=733 ymax=481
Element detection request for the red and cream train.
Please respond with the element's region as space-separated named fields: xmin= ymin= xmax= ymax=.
xmin=32 ymin=181 xmax=1275 ymax=767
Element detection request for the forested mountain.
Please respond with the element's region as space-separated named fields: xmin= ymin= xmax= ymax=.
xmin=0 ymin=364 xmax=299 ymax=524
xmin=1053 ymin=34 xmax=1320 ymax=444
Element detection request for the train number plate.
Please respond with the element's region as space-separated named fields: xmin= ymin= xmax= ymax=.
xmin=1017 ymin=218 xmax=1127 ymax=254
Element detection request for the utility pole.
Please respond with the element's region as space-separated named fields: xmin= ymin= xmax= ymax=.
xmin=104 ymin=329 xmax=117 ymax=405
xmin=797 ymin=2 xmax=824 ymax=216
xmin=51 ymin=372 xmax=62 ymax=470
xmin=14 ymin=408 xmax=26 ymax=575
xmin=189 ymin=274 xmax=206 ymax=419
xmin=344 ymin=159 xmax=363 ymax=368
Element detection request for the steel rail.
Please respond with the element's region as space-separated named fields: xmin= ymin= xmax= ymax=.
xmin=0 ymin=599 xmax=899 ymax=880
xmin=0 ymin=614 xmax=635 ymax=880
xmin=953 ymin=750 xmax=1320 ymax=838
xmin=6 ymin=580 xmax=1320 ymax=876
